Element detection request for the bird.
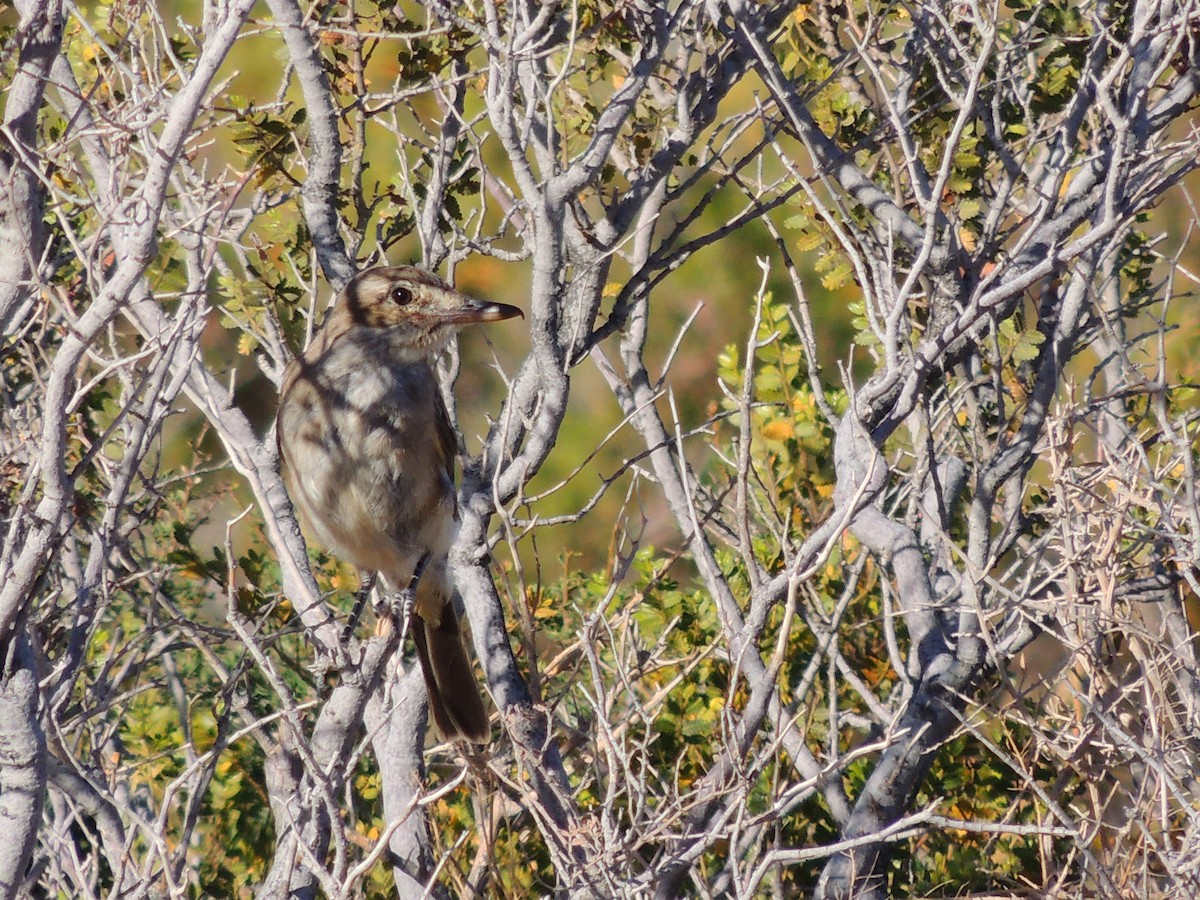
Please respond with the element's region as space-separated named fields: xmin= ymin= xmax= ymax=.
xmin=275 ymin=265 xmax=522 ymax=742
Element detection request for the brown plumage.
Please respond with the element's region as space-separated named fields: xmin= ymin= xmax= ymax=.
xmin=275 ymin=266 xmax=521 ymax=742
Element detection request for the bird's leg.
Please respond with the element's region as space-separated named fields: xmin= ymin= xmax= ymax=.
xmin=342 ymin=570 xmax=378 ymax=643
xmin=392 ymin=552 xmax=432 ymax=644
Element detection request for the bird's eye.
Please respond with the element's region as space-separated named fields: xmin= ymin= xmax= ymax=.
xmin=391 ymin=285 xmax=414 ymax=305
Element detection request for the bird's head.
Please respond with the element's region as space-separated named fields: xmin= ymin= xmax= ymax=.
xmin=333 ymin=266 xmax=523 ymax=358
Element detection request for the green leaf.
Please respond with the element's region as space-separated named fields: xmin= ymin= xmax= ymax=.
xmin=1012 ymin=328 xmax=1045 ymax=363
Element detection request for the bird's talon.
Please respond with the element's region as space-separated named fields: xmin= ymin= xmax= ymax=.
xmin=390 ymin=552 xmax=431 ymax=643
xmin=394 ymin=586 xmax=416 ymax=627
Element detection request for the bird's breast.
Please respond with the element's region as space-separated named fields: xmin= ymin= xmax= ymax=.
xmin=279 ymin=335 xmax=457 ymax=579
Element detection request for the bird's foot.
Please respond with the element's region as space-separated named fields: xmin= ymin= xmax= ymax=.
xmin=389 ymin=552 xmax=432 ymax=642
xmin=393 ymin=585 xmax=416 ymax=638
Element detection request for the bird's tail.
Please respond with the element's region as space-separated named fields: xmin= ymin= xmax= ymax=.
xmin=411 ymin=602 xmax=490 ymax=743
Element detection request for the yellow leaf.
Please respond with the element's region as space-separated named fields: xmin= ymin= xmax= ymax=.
xmin=761 ymin=420 xmax=794 ymax=441
xmin=794 ymin=231 xmax=823 ymax=252
xmin=792 ymin=393 xmax=815 ymax=417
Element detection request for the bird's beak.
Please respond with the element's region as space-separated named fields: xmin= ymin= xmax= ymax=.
xmin=437 ymin=297 xmax=524 ymax=325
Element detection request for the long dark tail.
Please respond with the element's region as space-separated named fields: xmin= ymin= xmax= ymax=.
xmin=411 ymin=602 xmax=489 ymax=742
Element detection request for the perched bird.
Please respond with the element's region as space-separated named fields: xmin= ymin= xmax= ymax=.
xmin=276 ymin=266 xmax=522 ymax=742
